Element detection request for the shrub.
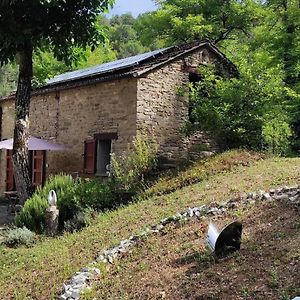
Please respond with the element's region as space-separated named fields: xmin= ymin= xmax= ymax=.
xmin=15 ymin=194 xmax=48 ymax=233
xmin=74 ymin=179 xmax=118 ymax=211
xmin=111 ymin=134 xmax=158 ymax=192
xmin=262 ymin=116 xmax=292 ymax=155
xmin=34 ymin=173 xmax=75 ymax=199
xmin=17 ymin=174 xmax=119 ymax=233
xmin=16 ymin=174 xmax=77 ymax=232
xmin=3 ymin=227 xmax=35 ymax=247
xmin=187 ymin=63 xmax=294 ymax=152
xmin=64 ymin=208 xmax=95 ymax=233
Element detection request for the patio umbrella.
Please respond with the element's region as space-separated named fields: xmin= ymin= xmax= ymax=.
xmin=0 ymin=136 xmax=67 ymax=151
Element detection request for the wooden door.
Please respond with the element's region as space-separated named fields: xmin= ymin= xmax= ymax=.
xmin=31 ymin=150 xmax=45 ymax=188
xmin=6 ymin=150 xmax=15 ymax=191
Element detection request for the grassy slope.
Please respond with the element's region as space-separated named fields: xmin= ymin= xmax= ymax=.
xmin=0 ymin=150 xmax=299 ymax=299
xmin=90 ymin=199 xmax=299 ymax=299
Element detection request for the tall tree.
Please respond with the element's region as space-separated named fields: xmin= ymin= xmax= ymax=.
xmin=109 ymin=13 xmax=148 ymax=58
xmin=0 ymin=0 xmax=114 ymax=203
xmin=135 ymin=0 xmax=261 ymax=47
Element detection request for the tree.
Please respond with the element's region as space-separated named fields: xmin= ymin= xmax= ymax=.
xmin=109 ymin=13 xmax=148 ymax=58
xmin=0 ymin=0 xmax=114 ymax=203
xmin=0 ymin=63 xmax=18 ymax=97
xmin=134 ymin=0 xmax=261 ymax=47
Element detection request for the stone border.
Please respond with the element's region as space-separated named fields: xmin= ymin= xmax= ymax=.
xmin=59 ymin=185 xmax=300 ymax=300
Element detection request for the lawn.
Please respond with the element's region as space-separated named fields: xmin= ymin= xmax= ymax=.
xmin=0 ymin=150 xmax=299 ymax=299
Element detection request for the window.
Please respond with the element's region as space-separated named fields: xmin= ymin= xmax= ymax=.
xmin=5 ymin=150 xmax=45 ymax=191
xmin=95 ymin=139 xmax=112 ymax=176
xmin=84 ymin=133 xmax=117 ymax=176
xmin=188 ymin=71 xmax=202 ymax=123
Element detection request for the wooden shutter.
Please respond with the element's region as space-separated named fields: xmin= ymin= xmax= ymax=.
xmin=6 ymin=150 xmax=15 ymax=191
xmin=84 ymin=139 xmax=96 ymax=174
xmin=31 ymin=150 xmax=45 ymax=188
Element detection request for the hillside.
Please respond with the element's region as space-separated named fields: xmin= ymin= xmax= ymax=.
xmin=0 ymin=150 xmax=299 ymax=299
xmin=90 ymin=192 xmax=299 ymax=299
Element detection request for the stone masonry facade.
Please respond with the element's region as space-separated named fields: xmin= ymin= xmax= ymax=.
xmin=137 ymin=46 xmax=218 ymax=160
xmin=0 ymin=79 xmax=137 ymax=193
xmin=0 ymin=43 xmax=228 ymax=194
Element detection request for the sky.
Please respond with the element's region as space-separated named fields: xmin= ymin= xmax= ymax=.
xmin=108 ymin=0 xmax=157 ymax=17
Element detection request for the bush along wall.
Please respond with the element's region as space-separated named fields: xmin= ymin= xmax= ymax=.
xmin=16 ymin=135 xmax=158 ymax=234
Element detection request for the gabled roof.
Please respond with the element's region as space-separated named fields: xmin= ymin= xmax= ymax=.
xmin=45 ymin=39 xmax=237 ymax=91
xmin=0 ymin=39 xmax=238 ymax=100
xmin=47 ymin=47 xmax=170 ymax=86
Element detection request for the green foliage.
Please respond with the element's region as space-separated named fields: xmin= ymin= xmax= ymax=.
xmin=111 ymin=135 xmax=158 ymax=192
xmin=135 ymin=0 xmax=261 ymax=47
xmin=15 ymin=194 xmax=48 ymax=233
xmin=133 ymin=0 xmax=300 ymax=155
xmin=33 ymin=43 xmax=117 ymax=86
xmin=262 ymin=116 xmax=292 ymax=156
xmin=16 ymin=174 xmax=118 ymax=233
xmin=0 ymin=63 xmax=17 ymax=97
xmin=64 ymin=208 xmax=95 ymax=233
xmin=187 ymin=49 xmax=297 ymax=152
xmin=3 ymin=227 xmax=35 ymax=248
xmin=74 ymin=179 xmax=118 ymax=211
xmin=16 ymin=174 xmax=75 ymax=232
xmin=0 ymin=0 xmax=115 ymax=65
xmin=108 ymin=13 xmax=148 ymax=59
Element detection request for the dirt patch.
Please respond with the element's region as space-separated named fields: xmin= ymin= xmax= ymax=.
xmin=91 ymin=200 xmax=300 ymax=300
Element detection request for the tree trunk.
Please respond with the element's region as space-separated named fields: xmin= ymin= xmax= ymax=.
xmin=12 ymin=43 xmax=34 ymax=204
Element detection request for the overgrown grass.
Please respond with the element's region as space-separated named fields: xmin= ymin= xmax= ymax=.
xmin=0 ymin=150 xmax=300 ymax=298
xmin=145 ymin=149 xmax=265 ymax=197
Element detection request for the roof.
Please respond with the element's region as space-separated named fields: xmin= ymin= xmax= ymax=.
xmin=45 ymin=39 xmax=237 ymax=91
xmin=0 ymin=39 xmax=238 ymax=100
xmin=47 ymin=47 xmax=170 ymax=86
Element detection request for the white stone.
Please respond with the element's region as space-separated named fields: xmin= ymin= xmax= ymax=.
xmin=262 ymin=193 xmax=272 ymax=201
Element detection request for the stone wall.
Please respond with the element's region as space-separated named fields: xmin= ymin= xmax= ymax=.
xmin=0 ymin=78 xmax=137 ymax=194
xmin=136 ymin=46 xmax=219 ymax=162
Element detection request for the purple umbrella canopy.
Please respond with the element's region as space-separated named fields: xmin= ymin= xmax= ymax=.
xmin=0 ymin=136 xmax=67 ymax=151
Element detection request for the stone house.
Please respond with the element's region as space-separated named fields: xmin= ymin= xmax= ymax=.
xmin=0 ymin=39 xmax=237 ymax=194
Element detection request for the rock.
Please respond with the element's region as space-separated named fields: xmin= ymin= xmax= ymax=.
xmin=289 ymin=195 xmax=300 ymax=202
xmin=107 ymin=255 xmax=114 ymax=264
xmin=269 ymin=188 xmax=276 ymax=194
xmin=159 ymin=218 xmax=169 ymax=225
xmin=207 ymin=207 xmax=220 ymax=215
xmin=70 ymin=288 xmax=80 ymax=299
xmin=227 ymin=202 xmax=237 ymax=209
xmin=187 ymin=208 xmax=194 ymax=217
xmin=93 ymin=268 xmax=101 ymax=275
xmin=258 ymin=190 xmax=265 ymax=199
xmin=262 ymin=193 xmax=272 ymax=201
xmin=273 ymin=194 xmax=289 ymax=201
xmin=64 ymin=290 xmax=72 ymax=298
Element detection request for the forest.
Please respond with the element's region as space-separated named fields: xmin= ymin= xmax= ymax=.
xmin=1 ymin=0 xmax=299 ymax=155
